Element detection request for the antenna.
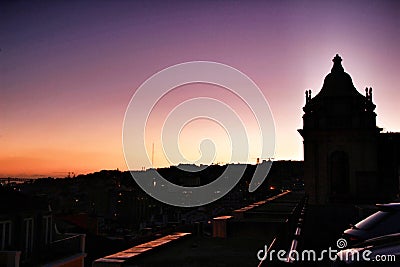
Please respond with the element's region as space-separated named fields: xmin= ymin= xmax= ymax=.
xmin=152 ymin=142 xmax=155 ymax=167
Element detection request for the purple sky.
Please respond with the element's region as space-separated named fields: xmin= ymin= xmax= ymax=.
xmin=1 ymin=1 xmax=399 ymax=177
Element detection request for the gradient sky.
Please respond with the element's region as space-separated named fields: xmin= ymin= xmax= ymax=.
xmin=1 ymin=0 xmax=399 ymax=177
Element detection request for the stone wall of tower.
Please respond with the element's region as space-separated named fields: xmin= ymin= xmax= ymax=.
xmin=303 ymin=129 xmax=379 ymax=204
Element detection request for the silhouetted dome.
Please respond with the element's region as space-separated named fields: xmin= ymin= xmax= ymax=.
xmin=316 ymin=54 xmax=363 ymax=98
xmin=302 ymin=54 xmax=377 ymax=130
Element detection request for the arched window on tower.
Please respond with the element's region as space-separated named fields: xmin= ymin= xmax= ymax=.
xmin=330 ymin=151 xmax=350 ymax=200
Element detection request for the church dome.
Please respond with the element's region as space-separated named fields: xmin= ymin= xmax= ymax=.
xmin=302 ymin=54 xmax=376 ymax=130
xmin=317 ymin=54 xmax=363 ymax=98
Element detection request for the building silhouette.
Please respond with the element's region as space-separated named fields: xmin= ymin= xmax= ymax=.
xmin=0 ymin=187 xmax=86 ymax=266
xmin=299 ymin=54 xmax=400 ymax=204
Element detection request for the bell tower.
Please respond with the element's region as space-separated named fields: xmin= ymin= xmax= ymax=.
xmin=299 ymin=54 xmax=381 ymax=204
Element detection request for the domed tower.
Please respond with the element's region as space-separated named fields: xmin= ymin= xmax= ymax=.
xmin=299 ymin=54 xmax=381 ymax=204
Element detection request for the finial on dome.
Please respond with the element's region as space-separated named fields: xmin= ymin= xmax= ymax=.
xmin=331 ymin=54 xmax=344 ymax=73
xmin=333 ymin=54 xmax=342 ymax=64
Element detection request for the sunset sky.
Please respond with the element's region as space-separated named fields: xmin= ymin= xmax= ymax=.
xmin=1 ymin=1 xmax=399 ymax=177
